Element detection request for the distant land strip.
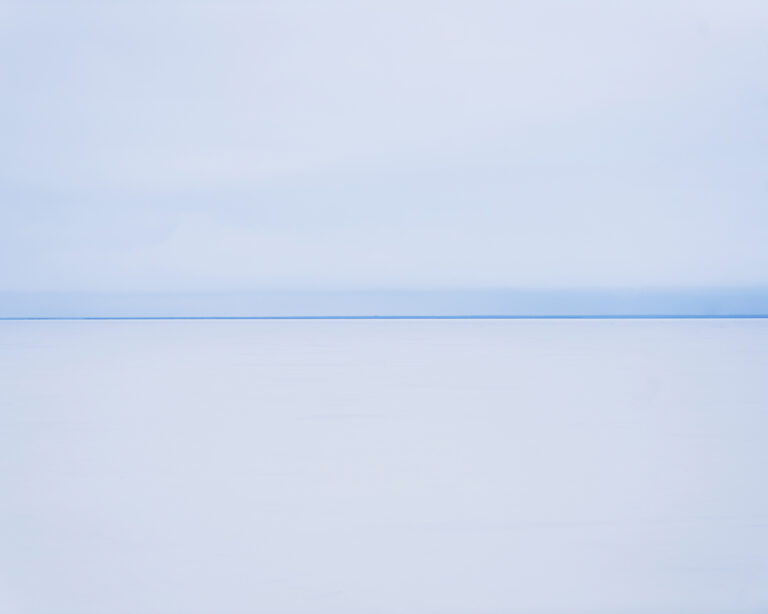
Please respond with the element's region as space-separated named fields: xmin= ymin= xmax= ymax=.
xmin=1 ymin=315 xmax=768 ymax=321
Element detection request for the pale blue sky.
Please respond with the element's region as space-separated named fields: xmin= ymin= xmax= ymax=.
xmin=1 ymin=0 xmax=767 ymax=293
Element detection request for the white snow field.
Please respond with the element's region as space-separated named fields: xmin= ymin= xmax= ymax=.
xmin=1 ymin=319 xmax=767 ymax=614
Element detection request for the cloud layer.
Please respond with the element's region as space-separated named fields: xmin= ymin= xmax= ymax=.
xmin=1 ymin=0 xmax=767 ymax=291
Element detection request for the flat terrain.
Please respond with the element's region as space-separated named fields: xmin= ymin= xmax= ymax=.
xmin=1 ymin=320 xmax=767 ymax=614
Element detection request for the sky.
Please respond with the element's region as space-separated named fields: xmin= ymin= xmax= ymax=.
xmin=1 ymin=0 xmax=767 ymax=294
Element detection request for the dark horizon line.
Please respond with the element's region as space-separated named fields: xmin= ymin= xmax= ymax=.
xmin=1 ymin=314 xmax=768 ymax=321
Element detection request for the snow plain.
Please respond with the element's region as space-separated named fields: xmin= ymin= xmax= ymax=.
xmin=1 ymin=319 xmax=767 ymax=614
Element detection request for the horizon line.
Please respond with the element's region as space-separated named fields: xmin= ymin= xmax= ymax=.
xmin=2 ymin=314 xmax=768 ymax=321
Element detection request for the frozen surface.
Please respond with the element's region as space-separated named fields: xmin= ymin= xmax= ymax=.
xmin=1 ymin=319 xmax=767 ymax=614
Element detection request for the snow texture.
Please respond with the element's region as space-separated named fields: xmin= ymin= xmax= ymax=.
xmin=1 ymin=319 xmax=767 ymax=613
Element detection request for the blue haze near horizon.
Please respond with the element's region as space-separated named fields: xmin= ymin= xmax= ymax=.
xmin=2 ymin=288 xmax=768 ymax=318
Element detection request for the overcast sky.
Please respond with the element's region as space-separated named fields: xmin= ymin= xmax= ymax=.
xmin=1 ymin=0 xmax=767 ymax=293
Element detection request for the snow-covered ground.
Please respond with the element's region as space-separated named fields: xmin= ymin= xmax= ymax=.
xmin=1 ymin=319 xmax=767 ymax=614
